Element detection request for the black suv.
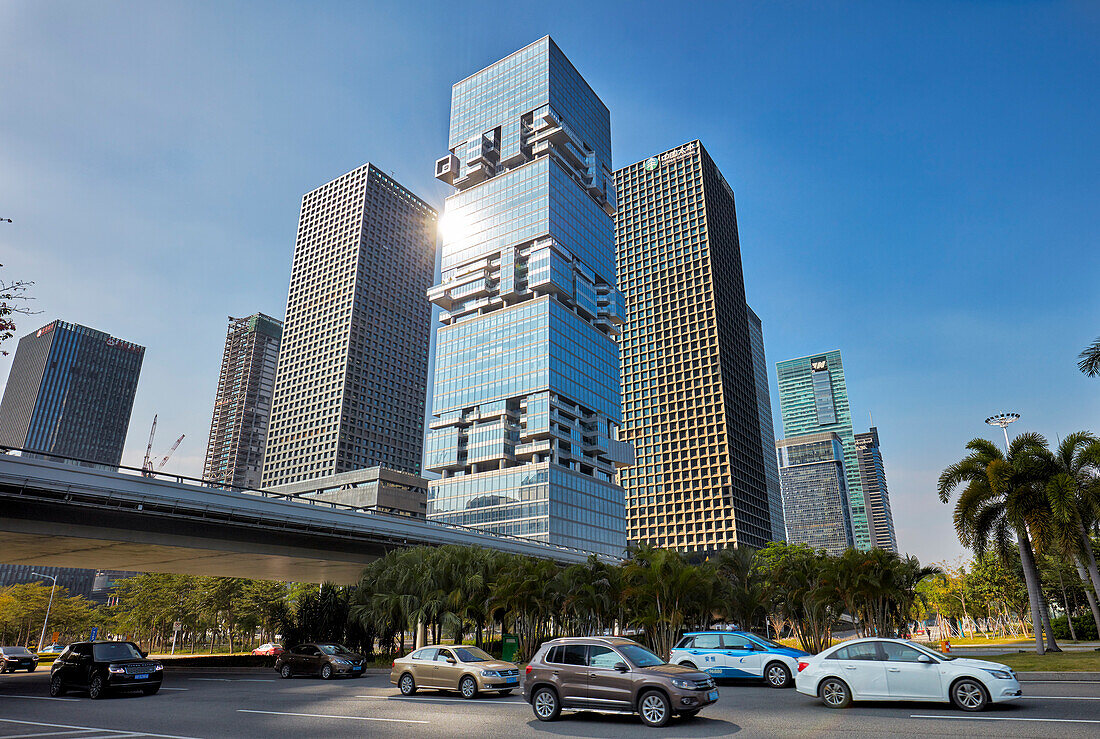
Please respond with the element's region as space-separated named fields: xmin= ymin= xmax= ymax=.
xmin=50 ymin=641 xmax=163 ymax=699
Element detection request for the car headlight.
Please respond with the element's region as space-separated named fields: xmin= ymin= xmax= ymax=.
xmin=333 ymin=658 xmax=352 ymax=665
xmin=480 ymin=669 xmax=501 ymax=678
xmin=670 ymin=677 xmax=695 ymax=689
xmin=983 ymin=668 xmax=1013 ymax=680
xmin=153 ymin=664 xmax=163 ymax=671
xmin=108 ymin=665 xmax=126 ymax=674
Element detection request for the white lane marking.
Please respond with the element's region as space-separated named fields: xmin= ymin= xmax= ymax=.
xmin=0 ymin=718 xmax=203 ymax=739
xmin=355 ymin=695 xmax=524 ymax=705
xmin=911 ymin=714 xmax=1100 ymax=724
xmin=237 ymin=709 xmax=427 ymax=724
xmin=1019 ymin=680 xmax=1100 ymax=684
xmin=159 ymin=687 xmax=189 ymax=691
xmin=0 ymin=694 xmax=78 ymax=702
xmin=1 ymin=731 xmax=99 ymax=738
xmin=187 ymin=677 xmax=273 ymax=682
xmin=1023 ymin=696 xmax=1100 ymax=700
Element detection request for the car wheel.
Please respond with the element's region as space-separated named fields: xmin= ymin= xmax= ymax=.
xmin=280 ymin=664 xmax=292 ymax=679
xmin=639 ymin=690 xmax=671 ymax=728
xmin=765 ymin=662 xmax=791 ymax=688
xmin=142 ymin=685 xmax=160 ymax=696
xmin=498 ymin=689 xmax=513 ymax=696
xmin=951 ymin=678 xmax=989 ymax=712
xmin=819 ymin=677 xmax=851 ymax=709
xmin=679 ymin=709 xmax=701 ymax=719
xmin=49 ymin=673 xmax=66 ymax=697
xmin=27 ymin=665 xmax=36 ymax=673
xmin=88 ymin=675 xmax=106 ymax=700
xmin=399 ymin=673 xmax=416 ymax=695
xmin=460 ymin=675 xmax=478 ymax=699
xmin=321 ymin=664 xmax=333 ymax=680
xmin=677 ymin=661 xmax=698 ymax=670
xmin=532 ymin=687 xmax=560 ymax=722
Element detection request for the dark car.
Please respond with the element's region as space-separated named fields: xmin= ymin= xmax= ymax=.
xmin=275 ymin=643 xmax=366 ymax=679
xmin=50 ymin=641 xmax=163 ymax=699
xmin=0 ymin=646 xmax=39 ymax=672
xmin=523 ymin=637 xmax=719 ymax=727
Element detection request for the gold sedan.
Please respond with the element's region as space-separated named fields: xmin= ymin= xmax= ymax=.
xmin=390 ymin=645 xmax=520 ymax=698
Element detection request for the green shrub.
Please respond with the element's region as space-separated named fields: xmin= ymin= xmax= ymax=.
xmin=1050 ymin=615 xmax=1099 ymax=641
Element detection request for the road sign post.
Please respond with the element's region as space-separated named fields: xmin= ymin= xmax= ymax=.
xmin=89 ymin=626 xmax=98 ymax=641
xmin=172 ymin=621 xmax=182 ymax=655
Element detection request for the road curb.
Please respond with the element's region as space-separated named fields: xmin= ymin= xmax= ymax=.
xmin=1017 ymin=672 xmax=1100 ymax=681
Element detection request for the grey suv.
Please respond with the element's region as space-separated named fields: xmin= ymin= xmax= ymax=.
xmin=522 ymin=636 xmax=719 ymax=727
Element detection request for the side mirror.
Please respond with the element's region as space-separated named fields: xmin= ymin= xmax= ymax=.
xmin=614 ymin=661 xmax=629 ymax=673
xmin=140 ymin=651 xmax=148 ymax=659
xmin=447 ymin=657 xmax=456 ymax=664
xmin=917 ymin=654 xmax=933 ymax=664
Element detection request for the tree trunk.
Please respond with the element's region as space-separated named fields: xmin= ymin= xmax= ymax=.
xmin=1078 ymin=521 xmax=1100 ymax=600
xmin=1057 ymin=567 xmax=1077 ymax=641
xmin=1075 ymin=559 xmax=1100 ymax=635
xmin=1016 ymin=531 xmax=1047 ymax=654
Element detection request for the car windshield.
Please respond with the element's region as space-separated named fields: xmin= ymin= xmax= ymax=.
xmin=905 ymin=640 xmax=955 ymax=661
xmin=93 ymin=643 xmax=143 ymax=661
xmin=2 ymin=647 xmax=32 ymax=655
xmin=318 ymin=644 xmax=353 ymax=655
xmin=453 ymin=647 xmax=493 ymax=662
xmin=748 ymin=636 xmax=785 ymax=649
xmin=619 ymin=644 xmax=665 ymax=667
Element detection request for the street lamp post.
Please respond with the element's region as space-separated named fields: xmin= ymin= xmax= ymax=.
xmin=985 ymin=412 xmax=1020 ymax=453
xmin=31 ymin=572 xmax=58 ymax=650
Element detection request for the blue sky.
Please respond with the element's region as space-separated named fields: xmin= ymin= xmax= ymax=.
xmin=1 ymin=1 xmax=1097 ymax=566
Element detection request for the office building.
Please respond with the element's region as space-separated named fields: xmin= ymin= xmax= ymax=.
xmin=614 ymin=141 xmax=774 ymax=553
xmin=776 ymin=432 xmax=853 ymax=555
xmin=425 ymin=37 xmax=630 ymax=556
xmin=0 ymin=320 xmax=143 ymax=467
xmin=776 ymin=351 xmax=869 ymax=549
xmin=261 ymin=163 xmax=437 ymax=487
xmin=203 ymin=313 xmax=282 ymax=489
xmin=747 ymin=307 xmax=784 ymax=543
xmin=855 ymin=426 xmax=898 ymax=552
xmin=90 ymin=570 xmax=140 ymax=605
xmin=0 ymin=565 xmax=99 ymax=600
xmin=270 ymin=466 xmax=428 ymax=518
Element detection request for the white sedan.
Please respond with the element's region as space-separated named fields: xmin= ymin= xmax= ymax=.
xmin=795 ymin=637 xmax=1022 ymax=712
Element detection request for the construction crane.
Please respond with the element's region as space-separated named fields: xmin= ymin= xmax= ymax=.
xmin=141 ymin=415 xmax=185 ymax=476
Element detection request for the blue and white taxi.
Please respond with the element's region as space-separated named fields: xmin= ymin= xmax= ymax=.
xmin=669 ymin=631 xmax=808 ymax=688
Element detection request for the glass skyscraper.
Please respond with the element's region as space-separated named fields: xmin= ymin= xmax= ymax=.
xmin=776 ymin=432 xmax=853 ymax=555
xmin=748 ymin=307 xmax=785 ymax=543
xmin=855 ymin=426 xmax=898 ymax=552
xmin=425 ymin=37 xmax=630 ymax=557
xmin=776 ymin=350 xmax=869 ymax=549
xmin=614 ymin=141 xmax=775 ymax=553
xmin=0 ymin=320 xmax=144 ymax=467
xmin=204 ymin=313 xmax=282 ymax=489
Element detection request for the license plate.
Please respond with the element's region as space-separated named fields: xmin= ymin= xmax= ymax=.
xmin=353 ymin=666 xmax=362 ymax=671
xmin=506 ymin=676 xmax=518 ymax=684
xmin=134 ymin=674 xmax=149 ymax=680
xmin=707 ymin=690 xmax=718 ymax=701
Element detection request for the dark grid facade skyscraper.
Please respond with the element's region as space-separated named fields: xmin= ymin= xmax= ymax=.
xmin=855 ymin=426 xmax=898 ymax=552
xmin=261 ymin=164 xmax=436 ymax=487
xmin=425 ymin=37 xmax=630 ymax=556
xmin=748 ymin=307 xmax=784 ymax=542
xmin=0 ymin=320 xmax=143 ymax=466
xmin=776 ymin=350 xmax=869 ymax=549
xmin=614 ymin=141 xmax=774 ymax=553
xmin=203 ymin=313 xmax=282 ymax=489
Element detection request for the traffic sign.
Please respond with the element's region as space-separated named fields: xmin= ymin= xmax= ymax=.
xmin=89 ymin=626 xmax=98 ymax=641
xmin=173 ymin=621 xmax=182 ymax=631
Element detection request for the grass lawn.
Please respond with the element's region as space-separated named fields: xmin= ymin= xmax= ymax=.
xmin=980 ymin=650 xmax=1100 ymax=672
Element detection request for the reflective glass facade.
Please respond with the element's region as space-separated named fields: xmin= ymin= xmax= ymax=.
xmin=748 ymin=308 xmax=785 ymax=543
xmin=855 ymin=426 xmax=898 ymax=552
xmin=0 ymin=320 xmax=143 ymax=467
xmin=427 ymin=37 xmax=628 ymax=557
xmin=614 ymin=141 xmax=775 ymax=553
xmin=776 ymin=351 xmax=869 ymax=549
xmin=776 ymin=432 xmax=853 ymax=555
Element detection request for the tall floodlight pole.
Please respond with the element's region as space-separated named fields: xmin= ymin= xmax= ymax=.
xmin=985 ymin=412 xmax=1020 ymax=453
xmin=31 ymin=572 xmax=58 ymax=649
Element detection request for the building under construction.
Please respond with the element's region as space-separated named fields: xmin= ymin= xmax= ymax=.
xmin=203 ymin=313 xmax=282 ymax=489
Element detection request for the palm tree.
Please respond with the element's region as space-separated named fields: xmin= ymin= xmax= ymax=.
xmin=1044 ymin=433 xmax=1100 ymax=632
xmin=1078 ymin=337 xmax=1100 ymax=377
xmin=714 ymin=546 xmax=764 ymax=631
xmin=939 ymin=434 xmax=1060 ymax=653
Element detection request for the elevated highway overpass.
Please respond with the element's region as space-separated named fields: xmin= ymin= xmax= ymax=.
xmin=0 ymin=451 xmax=604 ymax=584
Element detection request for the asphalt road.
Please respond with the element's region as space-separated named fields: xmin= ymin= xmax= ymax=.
xmin=2 ymin=668 xmax=1100 ymax=738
